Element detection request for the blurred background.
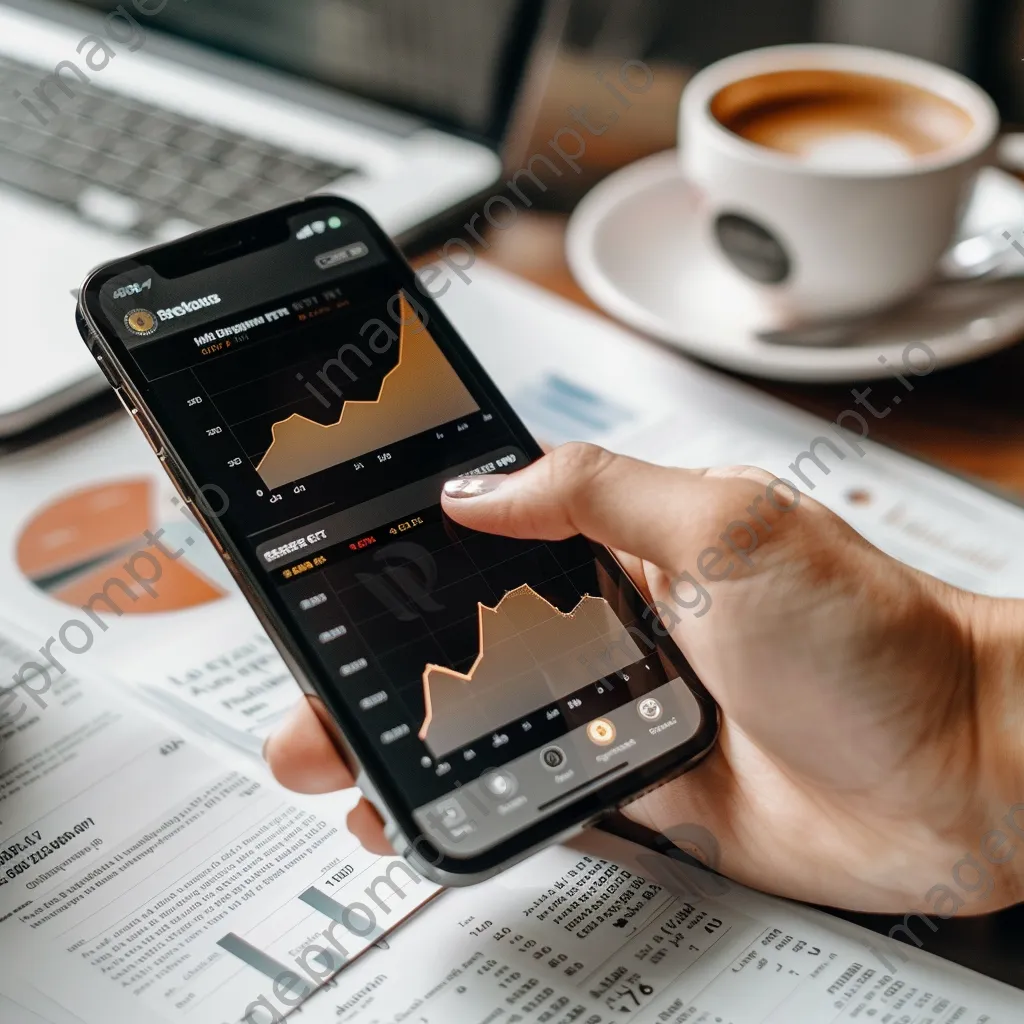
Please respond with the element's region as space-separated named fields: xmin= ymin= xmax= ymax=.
xmin=472 ymin=0 xmax=1024 ymax=507
xmin=523 ymin=0 xmax=1024 ymax=200
xmin=62 ymin=0 xmax=1024 ymax=206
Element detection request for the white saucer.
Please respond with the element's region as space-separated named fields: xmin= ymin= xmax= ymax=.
xmin=566 ymin=151 xmax=1024 ymax=383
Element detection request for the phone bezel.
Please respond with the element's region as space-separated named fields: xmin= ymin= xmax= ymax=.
xmin=77 ymin=197 xmax=719 ymax=881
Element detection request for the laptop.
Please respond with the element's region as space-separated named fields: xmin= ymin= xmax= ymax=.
xmin=0 ymin=0 xmax=557 ymax=433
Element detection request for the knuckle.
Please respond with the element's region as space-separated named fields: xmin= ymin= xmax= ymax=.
xmin=730 ymin=465 xmax=778 ymax=488
xmin=705 ymin=463 xmax=778 ymax=492
xmin=546 ymin=442 xmax=617 ymax=498
xmin=525 ymin=443 xmax=619 ymax=539
xmin=700 ymin=472 xmax=774 ymax=529
xmin=684 ymin=468 xmax=840 ymax=574
xmin=547 ymin=441 xmax=613 ymax=477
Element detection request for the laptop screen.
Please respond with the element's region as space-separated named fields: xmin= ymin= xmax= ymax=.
xmin=65 ymin=0 xmax=547 ymax=143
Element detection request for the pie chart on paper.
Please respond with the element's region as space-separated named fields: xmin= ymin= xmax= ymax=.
xmin=15 ymin=478 xmax=232 ymax=613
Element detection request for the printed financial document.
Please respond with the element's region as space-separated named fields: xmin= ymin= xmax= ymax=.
xmin=0 ymin=420 xmax=302 ymax=752
xmin=295 ymin=829 xmax=1022 ymax=1023
xmin=0 ymin=625 xmax=437 ymax=1024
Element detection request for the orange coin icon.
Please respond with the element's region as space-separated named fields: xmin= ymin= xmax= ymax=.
xmin=586 ymin=718 xmax=616 ymax=746
xmin=124 ymin=309 xmax=157 ymax=336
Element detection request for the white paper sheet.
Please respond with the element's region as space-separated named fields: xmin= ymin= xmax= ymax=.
xmin=0 ymin=987 xmax=83 ymax=1024
xmin=0 ymin=622 xmax=437 ymax=1024
xmin=294 ymin=829 xmax=1021 ymax=1023
xmin=0 ymin=993 xmax=67 ymax=1024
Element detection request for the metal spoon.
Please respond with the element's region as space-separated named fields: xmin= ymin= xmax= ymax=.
xmin=759 ymin=227 xmax=1024 ymax=347
xmin=939 ymin=228 xmax=1024 ymax=280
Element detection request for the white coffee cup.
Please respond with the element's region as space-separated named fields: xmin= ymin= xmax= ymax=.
xmin=679 ymin=45 xmax=1000 ymax=322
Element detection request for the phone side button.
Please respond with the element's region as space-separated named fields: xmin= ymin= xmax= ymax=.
xmin=95 ymin=354 xmax=120 ymax=389
xmin=182 ymin=496 xmax=228 ymax=557
xmin=112 ymin=388 xmax=162 ymax=456
xmin=113 ymin=387 xmax=135 ymax=417
xmin=135 ymin=408 xmax=165 ymax=457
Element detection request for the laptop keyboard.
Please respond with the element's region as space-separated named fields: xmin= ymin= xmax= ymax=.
xmin=0 ymin=53 xmax=359 ymax=238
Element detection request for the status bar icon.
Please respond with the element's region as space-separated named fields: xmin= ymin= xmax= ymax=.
xmin=296 ymin=216 xmax=345 ymax=240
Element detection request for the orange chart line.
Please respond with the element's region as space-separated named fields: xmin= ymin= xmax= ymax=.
xmin=418 ymin=583 xmax=595 ymax=742
xmin=255 ymin=292 xmax=413 ymax=477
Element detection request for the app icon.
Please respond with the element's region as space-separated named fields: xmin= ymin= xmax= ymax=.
xmin=586 ymin=718 xmax=616 ymax=746
xmin=124 ymin=309 xmax=157 ymax=336
xmin=432 ymin=796 xmax=467 ymax=831
xmin=482 ymin=770 xmax=517 ymax=800
xmin=540 ymin=746 xmax=566 ymax=771
xmin=637 ymin=697 xmax=663 ymax=722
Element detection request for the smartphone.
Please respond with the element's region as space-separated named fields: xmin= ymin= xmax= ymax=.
xmin=76 ymin=197 xmax=718 ymax=885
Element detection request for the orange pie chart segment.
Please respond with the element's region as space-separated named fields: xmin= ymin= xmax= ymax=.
xmin=16 ymin=479 xmax=152 ymax=582
xmin=16 ymin=478 xmax=228 ymax=615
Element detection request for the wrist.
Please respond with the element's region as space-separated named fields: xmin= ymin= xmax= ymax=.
xmin=959 ymin=591 xmax=1024 ymax=908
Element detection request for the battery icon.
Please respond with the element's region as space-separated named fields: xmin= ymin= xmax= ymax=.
xmin=315 ymin=241 xmax=368 ymax=270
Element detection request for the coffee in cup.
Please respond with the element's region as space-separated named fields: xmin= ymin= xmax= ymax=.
xmin=711 ymin=69 xmax=975 ymax=170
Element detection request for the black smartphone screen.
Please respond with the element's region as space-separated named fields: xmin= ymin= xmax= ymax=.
xmin=80 ymin=199 xmax=716 ymax=873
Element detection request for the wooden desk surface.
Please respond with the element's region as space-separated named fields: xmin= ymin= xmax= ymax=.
xmin=477 ymin=209 xmax=1024 ymax=499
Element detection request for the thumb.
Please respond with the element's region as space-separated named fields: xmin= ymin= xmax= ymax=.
xmin=441 ymin=442 xmax=765 ymax=573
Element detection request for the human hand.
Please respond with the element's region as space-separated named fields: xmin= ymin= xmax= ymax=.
xmin=265 ymin=444 xmax=1024 ymax=912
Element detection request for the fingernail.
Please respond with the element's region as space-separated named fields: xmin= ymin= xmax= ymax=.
xmin=261 ymin=735 xmax=271 ymax=762
xmin=443 ymin=475 xmax=506 ymax=498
